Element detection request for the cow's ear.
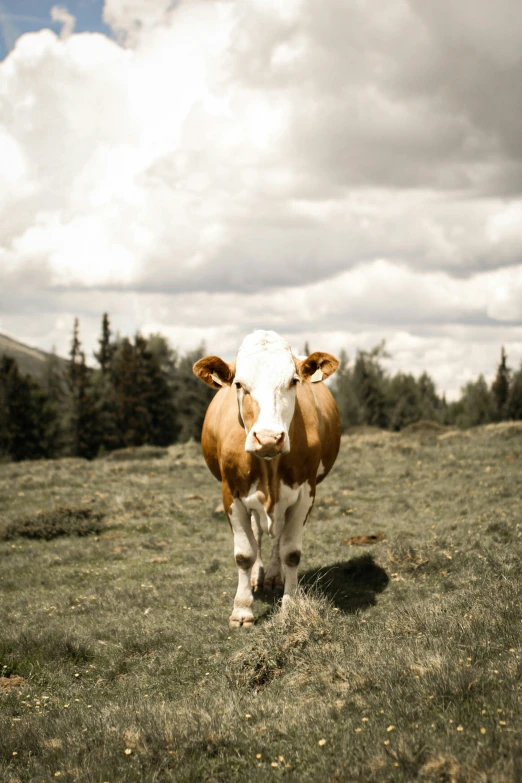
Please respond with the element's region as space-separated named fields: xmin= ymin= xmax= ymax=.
xmin=193 ymin=356 xmax=234 ymax=389
xmin=298 ymin=352 xmax=339 ymax=383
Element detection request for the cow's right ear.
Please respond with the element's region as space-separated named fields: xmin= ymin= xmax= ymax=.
xmin=193 ymin=356 xmax=234 ymax=389
xmin=298 ymin=352 xmax=339 ymax=382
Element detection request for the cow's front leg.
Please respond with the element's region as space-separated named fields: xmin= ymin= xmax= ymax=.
xmin=280 ymin=486 xmax=314 ymax=610
xmin=229 ymin=499 xmax=257 ymax=628
xmin=250 ymin=512 xmax=264 ymax=591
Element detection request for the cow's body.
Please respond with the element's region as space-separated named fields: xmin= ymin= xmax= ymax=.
xmin=194 ymin=330 xmax=341 ymax=627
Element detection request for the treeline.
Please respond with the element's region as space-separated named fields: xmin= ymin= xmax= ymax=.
xmin=330 ymin=344 xmax=522 ymax=431
xmin=1 ymin=317 xmax=522 ymax=462
xmin=0 ymin=315 xmax=214 ymax=461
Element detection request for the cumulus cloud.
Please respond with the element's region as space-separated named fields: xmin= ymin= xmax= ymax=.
xmin=50 ymin=6 xmax=76 ymax=39
xmin=0 ymin=0 xmax=521 ymax=397
xmin=103 ymin=0 xmax=180 ymax=43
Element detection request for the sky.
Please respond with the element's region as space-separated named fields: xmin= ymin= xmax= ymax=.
xmin=1 ymin=0 xmax=522 ymax=398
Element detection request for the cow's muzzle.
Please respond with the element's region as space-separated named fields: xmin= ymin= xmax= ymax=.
xmin=248 ymin=429 xmax=286 ymax=459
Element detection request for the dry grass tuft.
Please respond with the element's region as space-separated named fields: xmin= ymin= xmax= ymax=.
xmin=438 ymin=429 xmax=470 ymax=441
xmin=229 ymin=591 xmax=334 ymax=690
xmin=420 ymin=754 xmax=464 ymax=783
xmin=483 ymin=421 xmax=522 ymax=436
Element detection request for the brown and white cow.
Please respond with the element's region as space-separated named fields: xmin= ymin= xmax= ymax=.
xmin=193 ymin=330 xmax=341 ymax=628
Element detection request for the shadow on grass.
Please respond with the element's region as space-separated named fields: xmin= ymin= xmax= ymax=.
xmin=300 ymin=554 xmax=389 ymax=613
xmin=254 ymin=553 xmax=389 ymax=621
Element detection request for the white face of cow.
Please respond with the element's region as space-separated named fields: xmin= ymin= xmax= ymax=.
xmin=234 ymin=331 xmax=299 ymax=459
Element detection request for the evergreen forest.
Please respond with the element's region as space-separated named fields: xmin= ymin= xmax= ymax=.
xmin=1 ymin=316 xmax=521 ymax=462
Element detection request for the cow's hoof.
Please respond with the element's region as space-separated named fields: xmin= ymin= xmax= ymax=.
xmin=251 ymin=566 xmax=265 ymax=591
xmin=229 ymin=609 xmax=254 ymax=628
xmin=264 ymin=572 xmax=284 ymax=590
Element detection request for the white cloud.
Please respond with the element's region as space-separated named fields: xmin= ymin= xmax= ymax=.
xmin=0 ymin=0 xmax=521 ymax=397
xmin=50 ymin=6 xmax=76 ymax=39
xmin=103 ymin=0 xmax=179 ymax=42
xmin=0 ymin=127 xmax=29 ymax=202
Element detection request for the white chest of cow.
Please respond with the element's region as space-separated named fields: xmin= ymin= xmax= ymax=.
xmin=194 ymin=330 xmax=341 ymax=628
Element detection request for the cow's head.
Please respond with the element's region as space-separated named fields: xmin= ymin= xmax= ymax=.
xmin=193 ymin=330 xmax=339 ymax=460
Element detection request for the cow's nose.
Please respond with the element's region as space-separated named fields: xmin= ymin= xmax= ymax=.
xmin=253 ymin=430 xmax=285 ymax=450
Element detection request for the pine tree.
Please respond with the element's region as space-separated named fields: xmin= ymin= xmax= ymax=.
xmin=94 ymin=313 xmax=114 ymax=374
xmin=352 ymin=344 xmax=388 ymax=428
xmin=147 ymin=333 xmax=178 ymax=376
xmin=113 ymin=335 xmax=177 ymax=448
xmin=0 ymin=356 xmax=53 ymax=461
xmin=506 ymin=364 xmax=522 ymax=420
xmin=330 ymin=349 xmax=362 ymax=430
xmin=135 ymin=334 xmax=179 ymax=446
xmin=112 ymin=338 xmax=146 ymax=447
xmin=171 ymin=345 xmax=216 ymax=442
xmin=439 ymin=393 xmax=450 ymax=426
xmin=91 ymin=313 xmax=120 ymax=454
xmin=69 ymin=318 xmax=82 ymax=390
xmin=455 ymin=375 xmax=496 ymax=428
xmin=76 ymin=350 xmax=100 ymax=458
xmin=66 ymin=319 xmax=99 ymax=457
xmin=387 ymin=373 xmax=422 ymax=431
xmin=67 ymin=319 xmax=83 ymax=456
xmin=42 ymin=349 xmax=70 ymax=457
xmin=387 ymin=371 xmax=443 ymax=430
xmin=417 ymin=372 xmax=443 ymax=422
xmin=491 ymin=347 xmax=511 ymax=421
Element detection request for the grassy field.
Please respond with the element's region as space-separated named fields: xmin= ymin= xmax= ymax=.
xmin=1 ymin=423 xmax=522 ymax=783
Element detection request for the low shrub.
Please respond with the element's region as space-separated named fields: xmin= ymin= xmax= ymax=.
xmin=0 ymin=505 xmax=106 ymax=540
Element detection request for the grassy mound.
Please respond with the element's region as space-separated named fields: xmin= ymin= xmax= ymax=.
xmin=401 ymin=419 xmax=446 ymax=434
xmin=229 ymin=592 xmax=336 ymax=691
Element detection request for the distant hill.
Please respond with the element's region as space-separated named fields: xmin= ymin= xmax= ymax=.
xmin=0 ymin=333 xmax=68 ymax=383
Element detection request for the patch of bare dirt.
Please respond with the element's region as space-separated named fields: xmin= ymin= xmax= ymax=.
xmin=0 ymin=676 xmax=27 ymax=692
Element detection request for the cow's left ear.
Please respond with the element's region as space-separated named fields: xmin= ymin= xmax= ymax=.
xmin=193 ymin=356 xmax=234 ymax=389
xmin=298 ymin=352 xmax=339 ymax=383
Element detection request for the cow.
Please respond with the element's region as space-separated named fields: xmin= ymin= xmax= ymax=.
xmin=193 ymin=330 xmax=341 ymax=628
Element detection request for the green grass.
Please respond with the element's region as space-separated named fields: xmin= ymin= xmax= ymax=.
xmin=1 ymin=424 xmax=522 ymax=782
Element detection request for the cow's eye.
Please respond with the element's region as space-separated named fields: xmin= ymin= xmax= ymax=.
xmin=292 ymin=375 xmax=300 ymax=385
xmin=234 ymin=381 xmax=242 ymax=390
